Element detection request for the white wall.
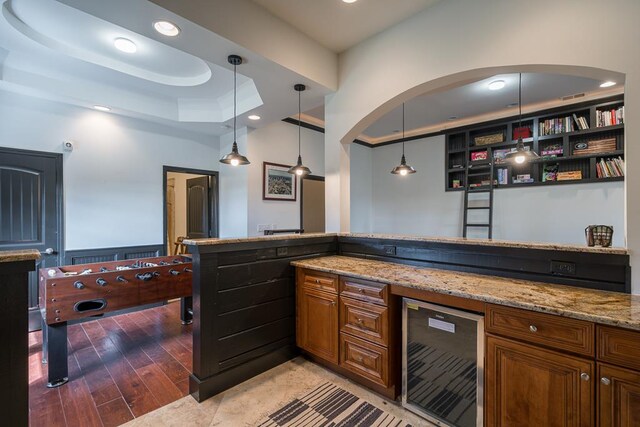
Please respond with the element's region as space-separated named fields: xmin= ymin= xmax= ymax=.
xmin=246 ymin=121 xmax=324 ymax=236
xmin=219 ymin=128 xmax=249 ymax=238
xmin=326 ymin=0 xmax=640 ymax=293
xmin=350 ymin=135 xmax=625 ymax=246
xmin=0 ymin=91 xmax=219 ymax=250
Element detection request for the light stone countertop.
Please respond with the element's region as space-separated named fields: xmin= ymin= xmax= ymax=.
xmin=291 ymin=255 xmax=640 ymax=331
xmin=0 ymin=249 xmax=41 ymax=263
xmin=184 ymin=233 xmax=627 ymax=255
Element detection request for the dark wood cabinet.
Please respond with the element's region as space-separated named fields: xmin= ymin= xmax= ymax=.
xmin=296 ymin=286 xmax=339 ymax=364
xmin=598 ymin=363 xmax=640 ymax=427
xmin=486 ymin=335 xmax=594 ymax=427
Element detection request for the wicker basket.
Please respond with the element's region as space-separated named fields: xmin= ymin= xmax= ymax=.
xmin=474 ymin=133 xmax=504 ymax=146
xmin=585 ymin=225 xmax=613 ymax=247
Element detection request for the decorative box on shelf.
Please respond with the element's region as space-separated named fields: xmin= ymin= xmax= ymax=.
xmin=470 ymin=151 xmax=488 ymax=162
xmin=557 ymin=171 xmax=583 ymax=181
xmin=573 ymin=138 xmax=616 ymax=155
xmin=474 ymin=133 xmax=503 ymax=146
xmin=513 ymin=126 xmax=532 ymax=140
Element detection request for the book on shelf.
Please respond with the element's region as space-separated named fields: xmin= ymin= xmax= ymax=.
xmin=540 ymin=143 xmax=563 ymax=157
xmin=596 ymin=106 xmax=624 ymax=127
xmin=539 ymin=116 xmax=576 ymax=136
xmin=596 ymin=156 xmax=625 ymax=178
xmin=496 ymin=168 xmax=508 ymax=185
xmin=572 ymin=113 xmax=590 ymax=131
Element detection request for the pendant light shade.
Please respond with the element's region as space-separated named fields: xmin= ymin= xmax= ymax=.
xmin=220 ymin=55 xmax=250 ymax=166
xmin=504 ymin=73 xmax=539 ymax=165
xmin=391 ymin=103 xmax=416 ymax=175
xmin=288 ymin=84 xmax=311 ymax=177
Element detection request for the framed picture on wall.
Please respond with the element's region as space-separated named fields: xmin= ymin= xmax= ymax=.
xmin=263 ymin=162 xmax=297 ymax=201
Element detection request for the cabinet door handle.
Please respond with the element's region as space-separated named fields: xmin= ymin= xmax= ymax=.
xmin=601 ymin=377 xmax=611 ymax=385
xmin=358 ymin=288 xmax=366 ymax=293
xmin=330 ymin=301 xmax=336 ymax=306
xmin=580 ymin=373 xmax=590 ymax=381
xmin=529 ymin=325 xmax=538 ymax=333
xmin=315 ymin=279 xmax=320 ymax=284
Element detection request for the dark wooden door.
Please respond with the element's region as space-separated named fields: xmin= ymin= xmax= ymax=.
xmin=486 ymin=335 xmax=594 ymax=427
xmin=0 ymin=148 xmax=62 ymax=331
xmin=297 ymin=287 xmax=339 ymax=364
xmin=187 ymin=176 xmax=209 ymax=239
xmin=598 ymin=363 xmax=640 ymax=427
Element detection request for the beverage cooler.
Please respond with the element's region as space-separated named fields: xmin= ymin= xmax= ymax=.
xmin=402 ymin=298 xmax=484 ymax=427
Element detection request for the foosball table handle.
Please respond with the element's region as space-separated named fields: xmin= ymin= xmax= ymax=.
xmin=116 ymin=275 xmax=128 ymax=283
xmin=169 ymin=269 xmax=180 ymax=276
xmin=184 ymin=268 xmax=192 ymax=273
xmin=135 ymin=272 xmax=160 ymax=281
xmin=96 ymin=278 xmax=108 ymax=287
xmin=73 ymin=281 xmax=85 ymax=290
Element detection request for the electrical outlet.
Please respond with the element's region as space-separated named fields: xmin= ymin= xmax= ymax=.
xmin=384 ymin=245 xmax=397 ymax=255
xmin=550 ymin=260 xmax=576 ymax=276
xmin=257 ymin=224 xmax=270 ymax=232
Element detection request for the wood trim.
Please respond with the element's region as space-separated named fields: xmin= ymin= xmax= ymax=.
xmin=389 ymin=283 xmax=486 ymax=313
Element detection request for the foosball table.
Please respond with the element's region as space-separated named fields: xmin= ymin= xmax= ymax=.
xmin=38 ymin=255 xmax=193 ymax=388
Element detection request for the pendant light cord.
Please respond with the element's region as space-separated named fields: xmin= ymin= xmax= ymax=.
xmin=298 ymin=88 xmax=301 ymax=156
xmin=402 ymin=103 xmax=406 ymax=156
xmin=233 ymin=62 xmax=237 ymax=144
xmin=518 ymin=73 xmax=522 ymax=128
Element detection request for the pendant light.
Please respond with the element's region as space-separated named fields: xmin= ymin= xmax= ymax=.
xmin=391 ymin=103 xmax=416 ymax=176
xmin=220 ymin=54 xmax=250 ymax=166
xmin=505 ymin=73 xmax=539 ymax=164
xmin=287 ymin=84 xmax=312 ymax=177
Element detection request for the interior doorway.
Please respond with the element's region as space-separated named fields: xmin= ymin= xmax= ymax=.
xmin=300 ymin=175 xmax=325 ymax=233
xmin=163 ymin=166 xmax=219 ymax=255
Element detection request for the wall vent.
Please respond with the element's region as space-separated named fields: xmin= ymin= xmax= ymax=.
xmin=561 ymin=92 xmax=586 ymax=101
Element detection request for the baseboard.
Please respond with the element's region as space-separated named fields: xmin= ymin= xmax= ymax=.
xmin=189 ymin=345 xmax=298 ymax=403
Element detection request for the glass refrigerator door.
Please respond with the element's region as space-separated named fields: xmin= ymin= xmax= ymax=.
xmin=403 ymin=299 xmax=484 ymax=427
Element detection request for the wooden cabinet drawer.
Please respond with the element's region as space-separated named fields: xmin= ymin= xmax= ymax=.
xmin=340 ymin=333 xmax=388 ymax=386
xmin=340 ymin=297 xmax=388 ymax=346
xmin=340 ymin=276 xmax=388 ymax=306
xmin=486 ymin=304 xmax=595 ymax=357
xmin=597 ymin=325 xmax=640 ymax=371
xmin=298 ymin=268 xmax=338 ymax=294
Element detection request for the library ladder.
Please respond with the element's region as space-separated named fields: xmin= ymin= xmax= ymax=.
xmin=463 ymin=161 xmax=494 ymax=239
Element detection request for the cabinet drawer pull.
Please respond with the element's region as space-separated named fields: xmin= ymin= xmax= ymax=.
xmin=315 ymin=279 xmax=320 ymax=283
xmin=356 ymin=318 xmax=364 ymax=324
xmin=358 ymin=288 xmax=365 ymax=293
xmin=580 ymin=372 xmax=590 ymax=381
xmin=601 ymin=377 xmax=611 ymax=385
xmin=331 ymin=301 xmax=336 ymax=306
xmin=529 ymin=325 xmax=538 ymax=333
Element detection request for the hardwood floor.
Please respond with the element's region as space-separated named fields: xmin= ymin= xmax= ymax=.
xmin=29 ymin=302 xmax=192 ymax=427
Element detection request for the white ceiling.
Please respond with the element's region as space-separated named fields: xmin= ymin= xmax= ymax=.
xmin=253 ymin=0 xmax=441 ymax=53
xmin=303 ymin=73 xmax=623 ymax=141
xmin=0 ymin=0 xmax=332 ymax=136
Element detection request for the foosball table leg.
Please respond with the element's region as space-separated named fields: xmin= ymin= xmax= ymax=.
xmin=42 ymin=320 xmax=69 ymax=388
xmin=181 ymin=296 xmax=193 ymax=325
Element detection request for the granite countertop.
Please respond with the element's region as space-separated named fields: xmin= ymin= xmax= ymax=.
xmin=184 ymin=232 xmax=627 ymax=255
xmin=291 ymin=255 xmax=640 ymax=331
xmin=183 ymin=233 xmax=336 ymax=246
xmin=340 ymin=233 xmax=628 ymax=255
xmin=0 ymin=249 xmax=41 ymax=263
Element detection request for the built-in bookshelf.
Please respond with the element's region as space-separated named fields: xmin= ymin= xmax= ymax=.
xmin=445 ymin=96 xmax=625 ymax=191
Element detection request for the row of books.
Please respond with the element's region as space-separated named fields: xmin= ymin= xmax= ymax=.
xmin=538 ymin=114 xmax=590 ymax=136
xmin=496 ymin=168 xmax=508 ymax=185
xmin=596 ymin=106 xmax=624 ymax=127
xmin=596 ymin=156 xmax=625 ymax=178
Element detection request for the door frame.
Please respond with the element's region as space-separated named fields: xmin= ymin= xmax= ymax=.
xmin=299 ymin=175 xmax=325 ymax=232
xmin=162 ymin=166 xmax=219 ymax=254
xmin=0 ymin=146 xmax=64 ymax=330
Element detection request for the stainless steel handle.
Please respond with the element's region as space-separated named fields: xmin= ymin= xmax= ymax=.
xmin=44 ymin=247 xmax=56 ymax=255
xmin=581 ymin=373 xmax=590 ymax=381
xmin=529 ymin=325 xmax=538 ymax=333
xmin=601 ymin=377 xmax=611 ymax=385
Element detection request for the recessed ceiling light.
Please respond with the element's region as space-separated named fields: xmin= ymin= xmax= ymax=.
xmin=114 ymin=38 xmax=137 ymax=53
xmin=342 ymin=0 xmax=358 ymax=3
xmin=248 ymin=115 xmax=261 ymax=120
xmin=488 ymin=80 xmax=506 ymax=91
xmin=154 ymin=21 xmax=180 ymax=37
xmin=93 ymin=105 xmax=111 ymax=112
xmin=600 ymin=81 xmax=616 ymax=88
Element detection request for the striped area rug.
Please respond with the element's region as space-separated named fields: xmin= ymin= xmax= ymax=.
xmin=258 ymin=382 xmax=412 ymax=427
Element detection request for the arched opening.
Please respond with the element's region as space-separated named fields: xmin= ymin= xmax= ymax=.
xmin=347 ymin=65 xmax=626 ymax=246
